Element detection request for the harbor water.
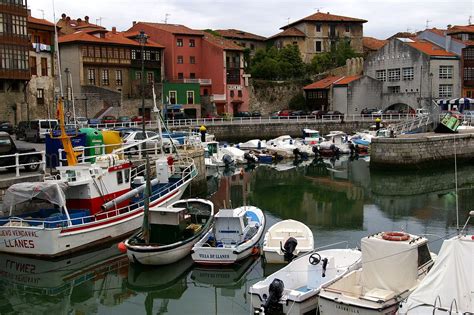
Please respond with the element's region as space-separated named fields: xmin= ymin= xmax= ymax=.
xmin=0 ymin=156 xmax=472 ymax=314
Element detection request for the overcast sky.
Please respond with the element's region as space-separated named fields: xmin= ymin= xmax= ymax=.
xmin=30 ymin=0 xmax=473 ymax=39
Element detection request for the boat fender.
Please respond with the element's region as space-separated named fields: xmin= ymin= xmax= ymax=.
xmin=251 ymin=246 xmax=260 ymax=255
xmin=117 ymin=242 xmax=127 ymax=253
xmin=382 ymin=231 xmax=410 ymax=241
xmin=262 ymin=278 xmax=284 ymax=315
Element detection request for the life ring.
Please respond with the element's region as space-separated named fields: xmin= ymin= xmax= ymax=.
xmin=382 ymin=232 xmax=410 ymax=241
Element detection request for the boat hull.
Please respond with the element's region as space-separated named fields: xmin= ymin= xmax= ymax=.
xmin=191 ymin=243 xmax=258 ymax=265
xmin=0 ymin=183 xmax=188 ymax=257
xmin=263 ymin=248 xmax=313 ymax=264
xmin=318 ymin=296 xmax=399 ymax=315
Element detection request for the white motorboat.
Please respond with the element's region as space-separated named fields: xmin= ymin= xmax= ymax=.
xmin=124 ymin=199 xmax=214 ymax=265
xmin=318 ymin=131 xmax=350 ymax=155
xmin=302 ymin=128 xmax=325 ymax=145
xmin=267 ymin=135 xmax=314 ymax=158
xmin=249 ymin=248 xmax=362 ymax=314
xmin=237 ymin=139 xmax=267 ymax=150
xmin=191 ymin=205 xmax=265 ymax=265
xmin=318 ymin=231 xmax=436 ymax=315
xmin=263 ymin=219 xmax=314 ymax=264
xmin=204 ymin=141 xmax=247 ymax=168
xmin=398 ymin=212 xmax=474 ymax=315
xmin=0 ymin=99 xmax=196 ymax=257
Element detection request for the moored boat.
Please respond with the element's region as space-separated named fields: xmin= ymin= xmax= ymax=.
xmin=249 ymin=248 xmax=362 ymax=314
xmin=318 ymin=231 xmax=436 ymax=315
xmin=191 ymin=205 xmax=265 ymax=265
xmin=124 ymin=198 xmax=214 ymax=265
xmin=263 ymin=219 xmax=314 ymax=264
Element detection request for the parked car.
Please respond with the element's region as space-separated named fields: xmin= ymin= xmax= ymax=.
xmin=277 ymin=109 xmax=292 ymax=117
xmin=384 ymin=109 xmax=400 ymax=115
xmin=204 ymin=113 xmax=220 ymax=119
xmin=415 ymin=108 xmax=430 ymax=117
xmin=361 ymin=108 xmax=379 ymax=116
xmin=290 ymin=110 xmax=308 ymax=117
xmin=0 ymin=121 xmax=13 ymax=134
xmin=234 ymin=111 xmax=251 ymax=118
xmin=25 ymin=119 xmax=58 ymax=142
xmin=71 ymin=117 xmax=89 ymax=126
xmin=116 ymin=116 xmax=131 ymax=126
xmin=131 ymin=115 xmax=151 ymax=123
xmin=101 ymin=116 xmax=117 ymax=124
xmin=251 ymin=110 xmax=262 ymax=117
xmin=0 ymin=132 xmax=42 ymax=171
xmin=88 ymin=118 xmax=101 ymax=126
xmin=311 ymin=110 xmax=327 ymax=119
xmin=15 ymin=121 xmax=29 ymax=140
xmin=123 ymin=131 xmax=179 ymax=154
xmin=326 ymin=111 xmax=344 ymax=118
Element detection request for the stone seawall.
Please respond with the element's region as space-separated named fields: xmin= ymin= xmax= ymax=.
xmin=371 ymin=132 xmax=474 ymax=169
xmin=176 ymin=121 xmax=374 ymax=142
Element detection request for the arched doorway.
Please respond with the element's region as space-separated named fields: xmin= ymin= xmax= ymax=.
xmin=385 ymin=103 xmax=415 ymax=114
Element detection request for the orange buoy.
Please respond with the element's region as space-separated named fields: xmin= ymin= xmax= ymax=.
xmin=382 ymin=231 xmax=410 ymax=241
xmin=251 ymin=246 xmax=260 ymax=256
xmin=117 ymin=242 xmax=127 ymax=253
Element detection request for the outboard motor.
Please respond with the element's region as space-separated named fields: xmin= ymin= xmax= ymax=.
xmin=261 ymin=278 xmax=284 ymax=315
xmin=312 ymin=145 xmax=320 ymax=156
xmin=293 ymin=148 xmax=301 ymax=159
xmin=244 ymin=152 xmax=258 ymax=164
xmin=281 ymin=237 xmax=298 ymax=262
xmin=222 ymin=154 xmax=234 ymax=166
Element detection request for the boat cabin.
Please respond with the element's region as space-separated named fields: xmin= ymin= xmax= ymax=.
xmin=214 ymin=208 xmax=250 ymax=245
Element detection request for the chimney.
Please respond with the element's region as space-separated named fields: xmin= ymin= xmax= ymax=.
xmin=445 ymin=35 xmax=452 ymax=52
xmin=61 ymin=13 xmax=66 ymax=20
xmin=27 ymin=9 xmax=31 ymax=16
xmin=84 ymin=15 xmax=89 ymax=23
xmin=77 ymin=18 xmax=82 ymax=24
xmin=133 ymin=21 xmax=137 ymax=26
xmin=112 ymin=27 xmax=116 ymax=34
xmin=66 ymin=16 xmax=70 ymax=21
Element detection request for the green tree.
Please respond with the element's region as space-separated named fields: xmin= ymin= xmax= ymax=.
xmin=250 ymin=45 xmax=306 ymax=80
xmin=309 ymin=39 xmax=360 ymax=75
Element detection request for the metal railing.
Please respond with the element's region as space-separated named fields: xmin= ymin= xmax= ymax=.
xmin=1 ymin=157 xmax=197 ymax=229
xmin=0 ymin=151 xmax=46 ymax=177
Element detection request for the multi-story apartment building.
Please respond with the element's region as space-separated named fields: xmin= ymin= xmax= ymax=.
xmin=418 ymin=26 xmax=474 ymax=98
xmin=267 ymin=27 xmax=306 ymax=53
xmin=58 ymin=24 xmax=164 ymax=118
xmin=271 ymin=11 xmax=367 ymax=63
xmin=128 ymin=22 xmax=249 ymax=116
xmin=27 ymin=13 xmax=55 ymax=120
xmin=0 ymin=0 xmax=29 ymax=124
xmin=364 ymin=38 xmax=460 ymax=110
xmin=214 ymin=29 xmax=266 ymax=55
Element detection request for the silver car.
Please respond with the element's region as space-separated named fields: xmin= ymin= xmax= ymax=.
xmin=122 ymin=131 xmax=179 ymax=154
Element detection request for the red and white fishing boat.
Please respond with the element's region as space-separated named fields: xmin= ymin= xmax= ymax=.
xmin=0 ymin=99 xmax=197 ymax=257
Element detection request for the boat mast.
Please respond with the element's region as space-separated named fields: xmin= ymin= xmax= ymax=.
xmin=138 ymin=31 xmax=151 ymax=243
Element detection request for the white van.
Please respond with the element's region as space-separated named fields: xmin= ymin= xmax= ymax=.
xmin=25 ymin=119 xmax=58 ymax=142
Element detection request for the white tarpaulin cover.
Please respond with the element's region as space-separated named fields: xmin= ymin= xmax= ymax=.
xmin=402 ymin=236 xmax=474 ymax=313
xmin=3 ymin=182 xmax=68 ymax=209
xmin=360 ymin=234 xmax=419 ymax=294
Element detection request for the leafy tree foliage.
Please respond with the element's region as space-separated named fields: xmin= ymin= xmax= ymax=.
xmin=309 ymin=40 xmax=360 ymax=74
xmin=250 ymin=45 xmax=305 ymax=80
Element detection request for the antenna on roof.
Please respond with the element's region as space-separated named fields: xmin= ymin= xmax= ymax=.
xmin=286 ymin=17 xmax=290 ymax=25
xmin=37 ymin=9 xmax=45 ymax=19
xmin=95 ymin=17 xmax=104 ymax=26
xmin=315 ymin=7 xmax=323 ymax=12
xmin=162 ymin=13 xmax=170 ymax=24
xmin=425 ymin=19 xmax=431 ymax=29
xmin=406 ymin=27 xmax=412 ymax=33
xmin=469 ymin=15 xmax=472 ymax=25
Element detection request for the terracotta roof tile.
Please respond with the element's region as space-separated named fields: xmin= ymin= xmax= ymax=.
xmin=214 ymin=29 xmax=266 ymax=41
xmin=268 ymin=27 xmax=305 ymax=40
xmin=363 ymin=37 xmax=387 ymax=51
xmin=28 ymin=16 xmax=55 ymax=27
xmin=406 ymin=40 xmax=457 ymax=57
xmin=447 ymin=25 xmax=474 ymax=35
xmin=334 ymin=75 xmax=362 ymax=85
xmin=304 ymin=76 xmax=344 ymax=90
xmin=59 ymin=30 xmax=164 ymax=48
xmin=282 ymin=11 xmax=367 ymax=30
xmin=203 ymin=32 xmax=243 ymax=51
xmin=139 ymin=22 xmax=204 ymax=36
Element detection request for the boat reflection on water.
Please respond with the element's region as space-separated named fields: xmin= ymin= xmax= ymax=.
xmin=0 ymin=243 xmax=131 ymax=314
xmin=126 ymin=256 xmax=195 ymax=315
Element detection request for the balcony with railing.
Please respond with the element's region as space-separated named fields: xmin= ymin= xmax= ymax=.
xmin=226 ymin=68 xmax=240 ymax=84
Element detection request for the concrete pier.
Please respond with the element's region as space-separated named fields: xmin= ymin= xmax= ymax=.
xmin=371 ymin=131 xmax=474 ymax=169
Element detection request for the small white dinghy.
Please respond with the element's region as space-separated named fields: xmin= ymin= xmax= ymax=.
xmin=249 ymin=248 xmax=362 ymax=315
xmin=191 ymin=206 xmax=265 ymax=265
xmin=263 ymin=219 xmax=314 ymax=264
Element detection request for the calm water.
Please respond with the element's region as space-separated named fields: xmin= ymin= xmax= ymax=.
xmin=0 ymin=157 xmax=473 ymax=315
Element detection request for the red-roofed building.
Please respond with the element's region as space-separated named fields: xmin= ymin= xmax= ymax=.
xmin=364 ymin=38 xmax=461 ymax=111
xmin=214 ymin=29 xmax=266 ymax=55
xmin=303 ymin=76 xmax=343 ymax=110
xmin=58 ymin=20 xmax=164 ymax=119
xmin=56 ymin=14 xmax=105 ymax=35
xmin=27 ymin=13 xmax=56 ymax=120
xmin=267 ymin=27 xmax=306 ymax=53
xmin=362 ymin=37 xmax=388 ymax=56
xmin=128 ymin=22 xmax=250 ymax=117
xmin=270 ymin=11 xmax=367 ymax=62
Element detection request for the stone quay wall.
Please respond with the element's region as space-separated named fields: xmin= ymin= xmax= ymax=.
xmin=371 ymin=132 xmax=474 ymax=169
xmin=176 ymin=121 xmax=374 ymax=142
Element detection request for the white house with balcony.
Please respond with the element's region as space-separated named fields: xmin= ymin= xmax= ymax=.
xmin=364 ymin=38 xmax=461 ymax=111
